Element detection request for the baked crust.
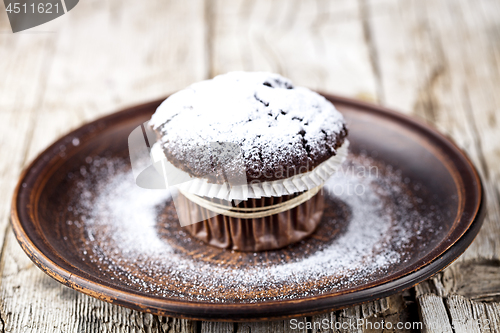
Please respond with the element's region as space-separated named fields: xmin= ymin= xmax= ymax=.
xmin=150 ymin=72 xmax=348 ymax=183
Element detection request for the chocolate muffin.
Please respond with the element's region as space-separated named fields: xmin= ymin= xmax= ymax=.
xmin=150 ymin=72 xmax=348 ymax=251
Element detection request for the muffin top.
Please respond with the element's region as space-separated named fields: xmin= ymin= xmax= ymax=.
xmin=150 ymin=72 xmax=347 ymax=184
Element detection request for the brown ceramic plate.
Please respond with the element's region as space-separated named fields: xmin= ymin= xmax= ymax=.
xmin=11 ymin=94 xmax=485 ymax=321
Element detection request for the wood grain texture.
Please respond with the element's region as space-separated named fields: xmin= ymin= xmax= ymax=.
xmin=1 ymin=0 xmax=205 ymax=332
xmin=209 ymin=0 xmax=378 ymax=100
xmin=369 ymin=0 xmax=500 ymax=332
xmin=1 ymin=0 xmax=499 ymax=331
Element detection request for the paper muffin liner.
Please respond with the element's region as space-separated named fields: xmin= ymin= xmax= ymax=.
xmin=151 ymin=140 xmax=349 ymax=201
xmin=177 ymin=190 xmax=325 ymax=251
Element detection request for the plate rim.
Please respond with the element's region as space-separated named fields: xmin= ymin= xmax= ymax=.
xmin=10 ymin=94 xmax=485 ymax=321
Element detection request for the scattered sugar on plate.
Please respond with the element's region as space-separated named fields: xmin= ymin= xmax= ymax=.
xmin=67 ymin=154 xmax=440 ymax=303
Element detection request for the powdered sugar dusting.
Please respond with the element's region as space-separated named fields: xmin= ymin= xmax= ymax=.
xmin=149 ymin=72 xmax=347 ymax=182
xmin=67 ymin=154 xmax=439 ymax=303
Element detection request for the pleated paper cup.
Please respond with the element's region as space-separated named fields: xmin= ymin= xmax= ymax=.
xmin=177 ymin=190 xmax=325 ymax=251
xmin=151 ymin=141 xmax=348 ymax=251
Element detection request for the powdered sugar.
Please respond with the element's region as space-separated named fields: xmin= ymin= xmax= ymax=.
xmin=149 ymin=72 xmax=347 ymax=182
xmin=150 ymin=141 xmax=349 ymax=200
xmin=67 ymin=154 xmax=438 ymax=303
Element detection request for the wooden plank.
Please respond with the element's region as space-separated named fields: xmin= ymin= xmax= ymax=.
xmin=368 ymin=0 xmax=500 ymax=272
xmin=444 ymin=0 xmax=500 ymax=263
xmin=0 ymin=10 xmax=64 ymax=332
xmin=236 ymin=319 xmax=307 ymax=333
xmin=0 ymin=0 xmax=206 ymax=332
xmin=310 ymin=312 xmax=336 ymax=333
xmin=210 ymin=0 xmax=378 ymax=100
xmin=202 ymin=322 xmax=234 ymax=333
xmin=417 ymin=294 xmax=454 ymax=333
xmin=441 ymin=261 xmax=500 ymax=302
xmin=24 ymin=0 xmax=207 ymax=160
xmin=368 ymin=0 xmax=500 ymax=331
xmin=0 ymin=12 xmax=58 ymax=263
xmin=400 ymin=0 xmax=500 ymax=263
xmin=446 ymin=295 xmax=482 ymax=333
xmin=485 ymin=303 xmax=500 ymax=333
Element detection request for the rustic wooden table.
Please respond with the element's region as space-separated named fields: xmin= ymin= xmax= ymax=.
xmin=1 ymin=0 xmax=499 ymax=332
